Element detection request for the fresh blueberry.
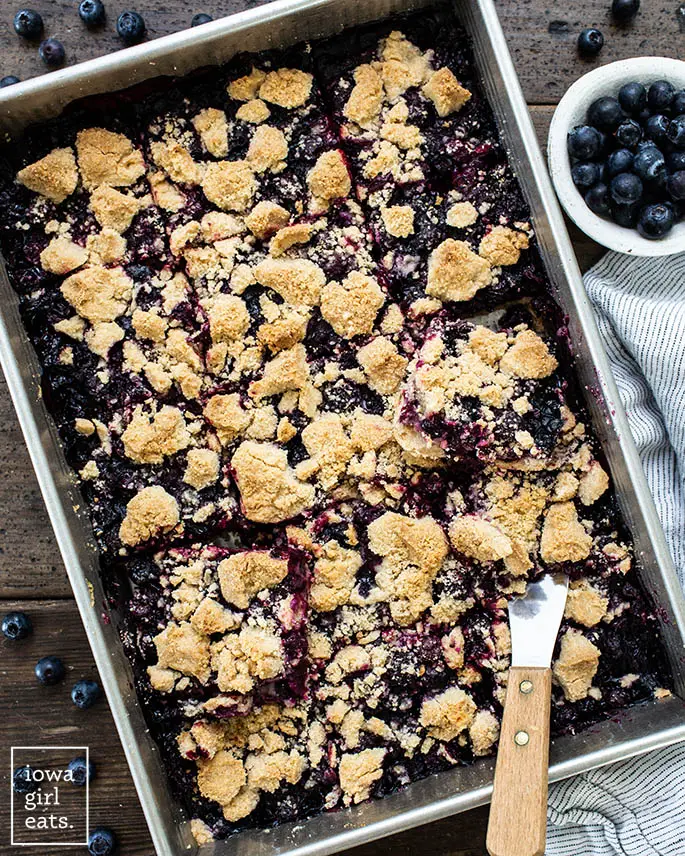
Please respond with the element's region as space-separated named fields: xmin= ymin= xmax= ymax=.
xmin=567 ymin=125 xmax=603 ymax=160
xmin=116 ymin=10 xmax=145 ymax=44
xmin=611 ymin=201 xmax=639 ymax=227
xmin=637 ymin=202 xmax=675 ymax=239
xmin=587 ymin=96 xmax=624 ymax=131
xmin=666 ymin=115 xmax=685 ymax=149
xmin=88 ymin=827 xmax=118 ymax=856
xmin=585 ymin=182 xmax=610 ymax=215
xmin=607 ymin=148 xmax=634 ymax=177
xmin=2 ymin=611 xmax=32 ymax=640
xmin=13 ymin=9 xmax=43 ymax=39
xmin=0 ymin=75 xmax=20 ymax=87
xmin=610 ymin=172 xmax=643 ymax=205
xmin=13 ymin=766 xmax=38 ymax=794
xmin=672 ymin=90 xmax=685 ymax=116
xmin=35 ymin=655 xmax=66 ymax=685
xmin=648 ymin=80 xmax=675 ymax=112
xmin=633 ymin=145 xmax=666 ymax=182
xmin=615 ymin=118 xmax=642 ymax=148
xmin=667 ymin=171 xmax=685 ymax=201
xmin=668 ymin=151 xmax=685 ymax=171
xmin=68 ymin=756 xmax=96 ymax=786
xmin=577 ymin=28 xmax=604 ymax=58
xmin=78 ymin=0 xmax=105 ymax=27
xmin=71 ymin=679 xmax=101 ymax=709
xmin=611 ymin=0 xmax=640 ymax=21
xmin=618 ymin=81 xmax=647 ymax=115
xmin=39 ymin=38 xmax=65 ymax=68
xmin=645 ymin=114 xmax=670 ymax=144
xmin=191 ymin=12 xmax=213 ymax=25
xmin=572 ymin=161 xmax=601 ymax=190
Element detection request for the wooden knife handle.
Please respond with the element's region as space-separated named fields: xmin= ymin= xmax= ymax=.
xmin=486 ymin=666 xmax=553 ymax=856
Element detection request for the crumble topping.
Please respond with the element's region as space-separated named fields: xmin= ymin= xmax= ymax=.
xmin=207 ymin=294 xmax=250 ymax=343
xmin=153 ymin=620 xmax=211 ymax=682
xmin=307 ymin=150 xmax=352 ymax=203
xmin=40 ymin=236 xmax=88 ymax=275
xmin=426 ymin=239 xmax=492 ymax=302
xmin=250 ymin=343 xmax=310 ymax=400
xmin=381 ymin=204 xmax=414 ymax=237
xmin=479 ymin=226 xmax=529 ymax=267
xmin=419 ymin=687 xmax=477 ymax=741
xmin=553 ymin=629 xmax=600 ymax=702
xmin=61 ymin=266 xmax=133 ymax=324
xmin=422 ymin=67 xmax=471 ymax=116
xmin=578 ymin=461 xmax=609 ymax=506
xmin=218 ymin=552 xmax=289 ymax=610
xmin=121 ymin=405 xmax=191 ymax=464
xmin=344 ymin=65 xmax=384 ymax=128
xmin=204 ymin=393 xmax=251 ymax=445
xmin=89 ymin=185 xmax=144 ymax=233
xmin=254 ymin=258 xmax=325 ymax=306
xmin=228 ymin=67 xmax=266 ymax=101
xmin=357 ymin=337 xmax=408 ymax=394
xmin=469 ymin=710 xmax=500 ymax=756
xmin=245 ymin=200 xmax=290 ymax=239
xmin=338 ymin=748 xmax=386 ymax=804
xmin=498 ymin=329 xmax=558 ymax=379
xmin=320 ymin=271 xmax=385 ymax=338
xmin=197 ymin=750 xmax=246 ymax=807
xmin=258 ymin=68 xmax=313 ymax=108
xmin=246 ymin=125 xmax=289 ymax=173
xmin=151 ymin=140 xmax=203 ymax=185
xmin=213 ymin=626 xmax=285 ymax=692
xmin=540 ymin=502 xmax=592 ymax=564
xmin=446 ymin=201 xmax=478 ymax=229
xmin=119 ymin=486 xmax=181 ymax=546
xmin=75 ymin=128 xmax=145 ymax=189
xmin=202 ymin=161 xmax=256 ymax=212
xmin=449 ymin=516 xmax=512 ymax=564
xmin=270 ymin=223 xmax=313 ymax=256
xmin=192 ymin=108 xmax=229 ymax=158
xmin=236 ymin=99 xmax=271 ymax=124
xmin=84 ymin=321 xmax=124 ymax=357
xmin=16 ymin=147 xmax=78 ymax=203
xmin=564 ymin=580 xmax=609 ymax=627
xmin=184 ymin=449 xmax=221 ymax=491
xmin=310 ymin=540 xmax=361 ymax=612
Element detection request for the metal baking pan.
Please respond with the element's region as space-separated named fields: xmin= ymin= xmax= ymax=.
xmin=1 ymin=1 xmax=685 ymax=854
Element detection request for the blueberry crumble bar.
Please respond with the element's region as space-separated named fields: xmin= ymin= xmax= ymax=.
xmin=0 ymin=5 xmax=671 ymax=843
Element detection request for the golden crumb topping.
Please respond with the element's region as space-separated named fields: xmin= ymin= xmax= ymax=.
xmin=149 ymin=170 xmax=185 ymax=211
xmin=236 ymin=99 xmax=271 ymax=124
xmin=84 ymin=321 xmax=124 ymax=358
xmin=192 ymin=107 xmax=229 ymax=158
xmin=320 ymin=271 xmax=385 ymax=339
xmin=190 ymin=819 xmax=215 ymax=846
xmin=419 ymin=686 xmax=476 ymax=741
xmin=245 ymin=200 xmax=290 ymax=239
xmin=132 ymin=308 xmax=167 ymax=342
xmin=184 ymin=448 xmax=221 ymax=491
xmin=250 ymin=343 xmax=309 ymax=400
xmin=208 ymin=293 xmax=250 ymax=343
xmin=213 ymin=626 xmax=284 ymax=692
xmin=246 ymin=125 xmax=288 ymax=173
xmin=578 ymin=461 xmax=609 ymax=506
xmin=553 ymin=629 xmax=600 ymax=702
xmin=310 ymin=540 xmax=361 ymax=612
xmin=228 ymin=67 xmax=266 ymax=101
xmin=119 ymin=485 xmax=181 ymax=546
xmin=427 ymin=239 xmax=492 ymax=302
xmin=469 ymin=710 xmax=500 ymax=756
xmin=298 ymin=413 xmax=355 ymax=488
xmin=151 ymin=140 xmax=203 ymax=185
xmin=121 ymin=405 xmax=191 ymax=465
xmin=153 ymin=620 xmax=211 ymax=681
xmin=564 ymin=580 xmax=608 ymax=627
xmin=258 ymin=68 xmax=313 ymax=108
xmin=446 ymin=201 xmax=478 ymax=229
xmin=231 ymin=441 xmax=315 ymax=523
xmin=90 ymin=185 xmax=144 ymax=233
xmin=197 ymin=750 xmax=246 ymax=806
xmin=254 ymin=258 xmax=325 ymax=306
xmin=344 ymin=64 xmax=384 ymax=128
xmin=381 ymin=204 xmax=414 ymax=238
xmin=449 ymin=516 xmax=513 ymax=564
xmin=422 ymin=67 xmax=471 ymax=117
xmin=218 ymin=552 xmax=288 ymax=610
xmin=379 ymin=31 xmax=431 ymax=92
xmin=40 ymin=236 xmax=88 ymax=275
xmin=338 ymin=748 xmax=386 ymax=805
xmin=87 ymin=228 xmax=127 ymax=264
xmin=204 ymin=393 xmax=251 ymax=445
xmin=441 ymin=626 xmax=465 ymax=670
xmin=76 ymin=128 xmax=145 ymax=189
xmin=499 ymin=329 xmax=558 ymax=379
xmin=202 ymin=160 xmax=256 ymax=212
xmin=61 ymin=266 xmax=132 ymax=324
xmin=357 ymin=337 xmax=408 ymax=394
xmin=540 ymin=501 xmax=592 ymax=564
xmin=17 ymin=147 xmax=79 ymax=203
xmin=269 ymin=223 xmax=313 ymax=257
xmin=307 ymin=150 xmax=351 ymax=202
xmin=479 ymin=226 xmax=529 ymax=267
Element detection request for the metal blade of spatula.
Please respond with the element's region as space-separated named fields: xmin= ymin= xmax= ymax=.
xmin=486 ymin=573 xmax=569 ymax=856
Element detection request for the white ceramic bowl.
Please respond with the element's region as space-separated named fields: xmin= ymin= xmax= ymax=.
xmin=548 ymin=57 xmax=685 ymax=256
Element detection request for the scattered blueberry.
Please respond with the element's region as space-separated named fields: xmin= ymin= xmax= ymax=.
xmin=633 ymin=145 xmax=666 ymax=182
xmin=68 ymin=756 xmax=96 ymax=786
xmin=13 ymin=765 xmax=37 ymax=794
xmin=607 ymin=148 xmax=634 ymax=177
xmin=615 ymin=118 xmax=642 ymax=148
xmin=637 ymin=202 xmax=675 ymax=239
xmin=35 ymin=655 xmax=65 ymax=685
xmin=567 ymin=125 xmax=603 ymax=160
xmin=78 ymin=0 xmax=106 ymax=27
xmin=39 ymin=37 xmax=65 ymax=68
xmin=572 ymin=161 xmax=601 ymax=190
xmin=667 ymin=115 xmax=685 ymax=149
xmin=88 ymin=827 xmax=118 ymax=856
xmin=610 ymin=172 xmax=643 ymax=205
xmin=648 ymin=80 xmax=675 ymax=112
xmin=13 ymin=8 xmax=43 ymax=39
xmin=645 ymin=114 xmax=670 ymax=144
xmin=116 ymin=10 xmax=145 ymax=44
xmin=587 ymin=96 xmax=624 ymax=131
xmin=577 ymin=28 xmax=604 ymax=58
xmin=667 ymin=171 xmax=685 ymax=201
xmin=2 ymin=611 xmax=32 ymax=640
xmin=618 ymin=81 xmax=647 ymax=115
xmin=71 ymin=679 xmax=101 ymax=709
xmin=191 ymin=12 xmax=213 ymax=26
xmin=585 ymin=182 xmax=610 ymax=215
xmin=611 ymin=0 xmax=640 ymax=22
xmin=672 ymin=90 xmax=685 ymax=116
xmin=0 ymin=75 xmax=20 ymax=87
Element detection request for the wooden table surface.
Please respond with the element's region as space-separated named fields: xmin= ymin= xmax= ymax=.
xmin=0 ymin=1 xmax=682 ymax=853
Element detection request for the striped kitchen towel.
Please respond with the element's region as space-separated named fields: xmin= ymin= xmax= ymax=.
xmin=546 ymin=251 xmax=685 ymax=856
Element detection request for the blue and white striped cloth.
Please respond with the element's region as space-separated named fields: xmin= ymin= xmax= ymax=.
xmin=546 ymin=251 xmax=685 ymax=856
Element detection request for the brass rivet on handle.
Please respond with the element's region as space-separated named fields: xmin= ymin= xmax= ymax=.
xmin=514 ymin=730 xmax=530 ymax=746
xmin=519 ymin=679 xmax=533 ymax=694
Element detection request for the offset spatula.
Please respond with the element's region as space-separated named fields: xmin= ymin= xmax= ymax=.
xmin=486 ymin=573 xmax=569 ymax=856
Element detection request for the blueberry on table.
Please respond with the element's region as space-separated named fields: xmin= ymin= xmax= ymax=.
xmin=618 ymin=81 xmax=647 ymax=115
xmin=611 ymin=0 xmax=640 ymax=22
xmin=577 ymin=28 xmax=604 ymax=58
xmin=633 ymin=145 xmax=666 ymax=182
xmin=35 ymin=655 xmax=65 ymax=685
xmin=637 ymin=202 xmax=675 ymax=239
xmin=191 ymin=12 xmax=213 ymax=25
xmin=88 ymin=827 xmax=118 ymax=856
xmin=587 ymin=96 xmax=624 ymax=131
xmin=648 ymin=80 xmax=675 ymax=111
xmin=610 ymin=172 xmax=643 ymax=205
xmin=615 ymin=118 xmax=642 ymax=148
xmin=71 ymin=678 xmax=101 ymax=709
xmin=645 ymin=114 xmax=670 ymax=144
xmin=13 ymin=8 xmax=43 ymax=39
xmin=68 ymin=756 xmax=96 ymax=786
xmin=568 ymin=125 xmax=603 ymax=160
xmin=2 ymin=610 xmax=32 ymax=640
xmin=78 ymin=0 xmax=106 ymax=27
xmin=607 ymin=148 xmax=634 ymax=177
xmin=0 ymin=75 xmax=20 ymax=86
xmin=667 ymin=115 xmax=685 ymax=149
xmin=13 ymin=765 xmax=37 ymax=794
xmin=585 ymin=182 xmax=610 ymax=215
xmin=572 ymin=161 xmax=601 ymax=190
xmin=116 ymin=10 xmax=145 ymax=44
xmin=39 ymin=38 xmax=65 ymax=68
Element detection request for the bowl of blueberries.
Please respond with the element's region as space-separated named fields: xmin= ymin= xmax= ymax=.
xmin=548 ymin=57 xmax=685 ymax=255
